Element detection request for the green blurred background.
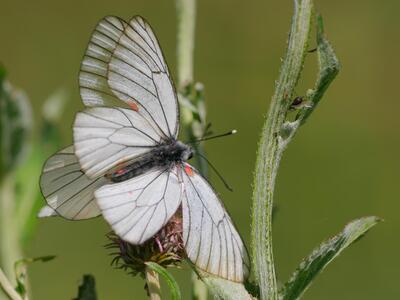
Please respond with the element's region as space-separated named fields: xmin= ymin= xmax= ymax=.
xmin=1 ymin=0 xmax=399 ymax=299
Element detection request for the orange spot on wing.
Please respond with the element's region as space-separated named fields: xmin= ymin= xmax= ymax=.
xmin=128 ymin=101 xmax=139 ymax=112
xmin=184 ymin=165 xmax=194 ymax=177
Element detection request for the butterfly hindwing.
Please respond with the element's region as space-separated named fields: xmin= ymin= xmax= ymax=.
xmin=181 ymin=164 xmax=250 ymax=282
xmin=40 ymin=146 xmax=106 ymax=220
xmin=95 ymin=165 xmax=183 ymax=244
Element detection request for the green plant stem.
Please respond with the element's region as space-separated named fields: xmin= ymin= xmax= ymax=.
xmin=145 ymin=267 xmax=161 ymax=300
xmin=175 ymin=0 xmax=209 ymax=299
xmin=251 ymin=1 xmax=314 ymax=299
xmin=176 ymin=0 xmax=196 ymax=89
xmin=0 ymin=267 xmax=22 ymax=300
xmin=0 ymin=174 xmax=21 ymax=280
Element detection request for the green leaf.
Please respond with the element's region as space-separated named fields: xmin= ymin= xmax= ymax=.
xmin=15 ymin=88 xmax=67 ymax=245
xmin=145 ymin=262 xmax=182 ymax=300
xmin=199 ymin=272 xmax=255 ymax=300
xmin=14 ymin=146 xmax=47 ymax=244
xmin=14 ymin=255 xmax=56 ymax=297
xmin=279 ymin=216 xmax=381 ymax=300
xmin=40 ymin=87 xmax=68 ymax=149
xmin=0 ymin=73 xmax=33 ymax=180
xmin=74 ymin=275 xmax=97 ymax=300
xmin=178 ymin=82 xmax=209 ymax=174
xmin=296 ymin=14 xmax=340 ymax=125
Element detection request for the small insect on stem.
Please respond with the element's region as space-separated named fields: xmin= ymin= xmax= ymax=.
xmin=289 ymin=96 xmax=304 ymax=110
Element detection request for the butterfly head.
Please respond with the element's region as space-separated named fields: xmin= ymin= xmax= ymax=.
xmin=175 ymin=141 xmax=193 ymax=161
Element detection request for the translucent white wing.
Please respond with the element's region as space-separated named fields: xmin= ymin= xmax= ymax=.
xmin=181 ymin=164 xmax=250 ymax=282
xmin=95 ymin=166 xmax=183 ymax=244
xmin=74 ymin=107 xmax=161 ymax=178
xmin=40 ymin=146 xmax=106 ymax=220
xmin=37 ymin=205 xmax=58 ymax=218
xmin=107 ymin=16 xmax=179 ymax=138
xmin=79 ymin=16 xmax=126 ymax=108
xmin=79 ymin=15 xmax=179 ymax=139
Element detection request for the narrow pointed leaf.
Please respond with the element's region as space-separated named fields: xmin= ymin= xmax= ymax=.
xmin=296 ymin=14 xmax=340 ymax=125
xmin=279 ymin=216 xmax=381 ymax=300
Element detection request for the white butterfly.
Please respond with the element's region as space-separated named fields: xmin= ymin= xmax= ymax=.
xmin=40 ymin=16 xmax=249 ymax=282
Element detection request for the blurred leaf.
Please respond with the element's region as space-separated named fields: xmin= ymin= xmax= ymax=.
xmin=196 ymin=269 xmax=255 ymax=300
xmin=15 ymin=88 xmax=67 ymax=245
xmin=178 ymin=82 xmax=209 ymax=174
xmin=42 ymin=88 xmax=68 ymax=123
xmin=15 ymin=144 xmax=53 ymax=247
xmin=0 ymin=73 xmax=32 ymax=181
xmin=14 ymin=255 xmax=55 ymax=297
xmin=191 ymin=274 xmax=208 ymax=300
xmin=179 ymin=82 xmax=207 ymax=137
xmin=145 ymin=262 xmax=182 ymax=300
xmin=41 ymin=87 xmax=68 ymax=149
xmin=279 ymin=216 xmax=381 ymax=300
xmin=74 ymin=275 xmax=97 ymax=300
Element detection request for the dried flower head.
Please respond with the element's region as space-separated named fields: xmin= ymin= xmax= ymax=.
xmin=106 ymin=209 xmax=184 ymax=277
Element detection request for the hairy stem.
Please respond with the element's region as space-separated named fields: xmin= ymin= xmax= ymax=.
xmin=251 ymin=1 xmax=314 ymax=299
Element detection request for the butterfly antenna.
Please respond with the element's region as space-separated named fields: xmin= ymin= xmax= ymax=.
xmin=196 ymin=152 xmax=233 ymax=192
xmin=187 ymin=129 xmax=237 ymax=144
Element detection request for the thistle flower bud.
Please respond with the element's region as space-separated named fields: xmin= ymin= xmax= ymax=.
xmin=106 ymin=209 xmax=184 ymax=277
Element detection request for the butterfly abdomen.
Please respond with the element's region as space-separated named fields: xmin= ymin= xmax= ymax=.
xmin=109 ymin=140 xmax=193 ymax=183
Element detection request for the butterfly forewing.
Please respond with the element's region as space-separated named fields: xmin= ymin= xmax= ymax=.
xmin=79 ymin=15 xmax=178 ymax=138
xmin=107 ymin=16 xmax=179 ymax=138
xmin=40 ymin=146 xmax=106 ymax=220
xmin=181 ymin=164 xmax=250 ymax=282
xmin=75 ymin=16 xmax=180 ymax=178
xmin=79 ymin=16 xmax=127 ymax=108
xmin=73 ymin=107 xmax=161 ymax=178
xmin=95 ymin=166 xmax=183 ymax=244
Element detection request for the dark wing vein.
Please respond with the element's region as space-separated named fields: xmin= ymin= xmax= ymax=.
xmin=110 ymin=169 xmax=168 ymax=226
